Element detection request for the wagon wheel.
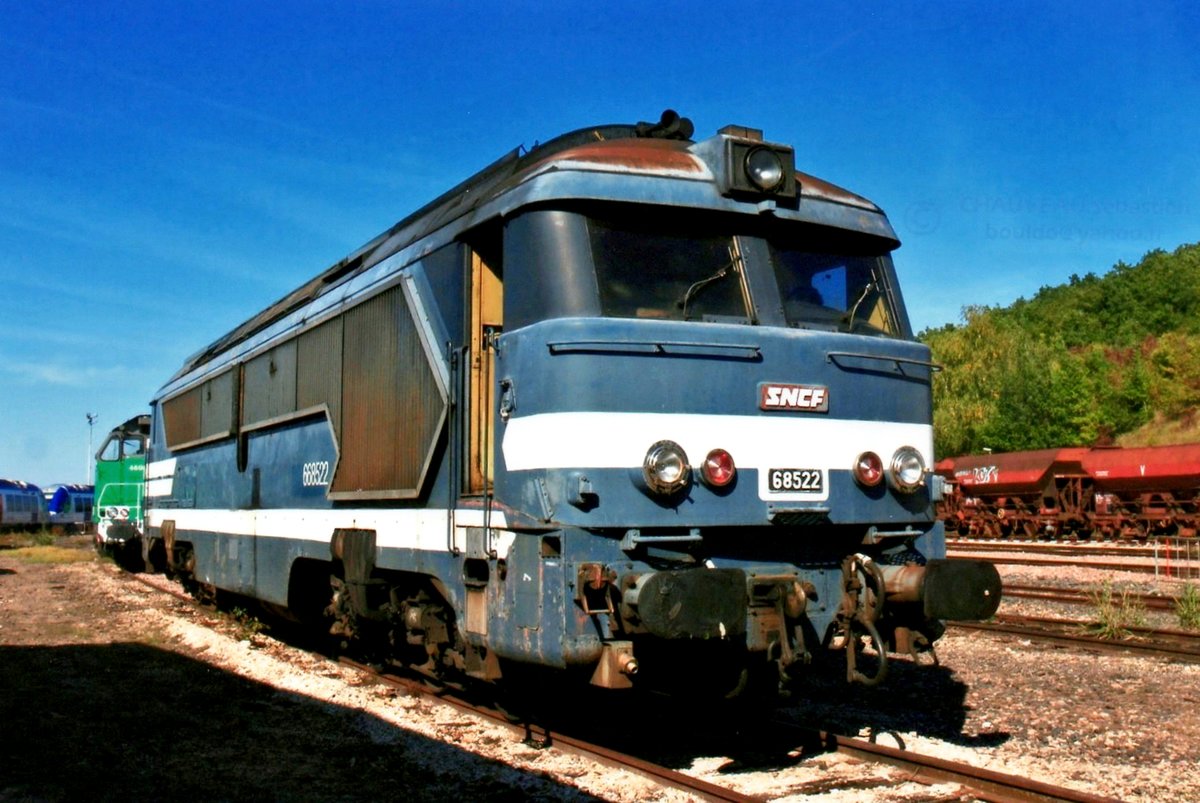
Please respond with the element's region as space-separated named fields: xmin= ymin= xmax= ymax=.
xmin=1122 ymin=521 xmax=1149 ymax=541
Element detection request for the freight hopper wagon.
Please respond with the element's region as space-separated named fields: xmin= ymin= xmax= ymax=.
xmin=936 ymin=449 xmax=1090 ymax=538
xmin=1085 ymin=445 xmax=1200 ymax=539
xmin=938 ymin=444 xmax=1200 ymax=540
xmin=141 ymin=112 xmax=1001 ymax=698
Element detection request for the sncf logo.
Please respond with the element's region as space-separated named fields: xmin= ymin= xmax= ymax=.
xmin=760 ymin=383 xmax=829 ymax=413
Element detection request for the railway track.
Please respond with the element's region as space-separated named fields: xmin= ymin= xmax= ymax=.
xmin=947 ymin=539 xmax=1200 ymax=577
xmin=948 ymin=538 xmax=1191 ymax=559
xmin=949 ymin=539 xmax=1137 ymax=556
xmin=132 ymin=572 xmax=1117 ymax=802
xmin=951 ymin=613 xmax=1200 ymax=663
xmin=951 ymin=553 xmax=1162 ymax=575
xmin=1003 ymin=582 xmax=1178 ymax=611
xmin=344 ymin=657 xmax=1120 ymax=802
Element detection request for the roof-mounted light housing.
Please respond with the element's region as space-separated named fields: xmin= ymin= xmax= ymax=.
xmin=720 ymin=133 xmax=797 ymax=201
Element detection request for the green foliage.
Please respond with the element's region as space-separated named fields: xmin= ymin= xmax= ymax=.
xmin=228 ymin=606 xmax=266 ymax=642
xmin=1177 ymin=584 xmax=1200 ymax=631
xmin=1086 ymin=581 xmax=1147 ymax=640
xmin=922 ymin=243 xmax=1200 ymax=456
xmin=8 ymin=545 xmax=95 ymax=565
xmin=0 ymin=530 xmax=58 ymax=550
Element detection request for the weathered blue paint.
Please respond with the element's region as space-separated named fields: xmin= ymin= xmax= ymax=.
xmin=142 ymin=114 xmax=996 ymax=692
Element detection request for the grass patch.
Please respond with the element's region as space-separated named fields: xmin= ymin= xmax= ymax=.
xmin=228 ymin=606 xmax=267 ymax=642
xmin=1086 ymin=580 xmax=1147 ymax=640
xmin=1176 ymin=583 xmax=1200 ymax=631
xmin=8 ymin=545 xmax=95 ymax=565
xmin=1 ymin=530 xmax=56 ymax=549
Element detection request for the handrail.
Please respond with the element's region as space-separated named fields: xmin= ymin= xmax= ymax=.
xmin=826 ymin=350 xmax=942 ymax=372
xmin=548 ymin=339 xmax=761 ymax=360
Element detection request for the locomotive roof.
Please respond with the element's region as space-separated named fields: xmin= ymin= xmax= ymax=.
xmin=113 ymin=414 xmax=151 ymax=435
xmin=172 ymin=110 xmax=892 ymax=382
xmin=44 ymin=483 xmax=93 ymax=495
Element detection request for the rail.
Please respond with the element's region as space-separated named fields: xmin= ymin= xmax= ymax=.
xmin=131 ymin=572 xmax=1114 ymax=802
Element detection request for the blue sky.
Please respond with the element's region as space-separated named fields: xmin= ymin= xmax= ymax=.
xmin=2 ymin=2 xmax=1198 ymax=486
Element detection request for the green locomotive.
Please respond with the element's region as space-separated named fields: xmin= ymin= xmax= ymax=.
xmin=93 ymin=414 xmax=149 ymax=562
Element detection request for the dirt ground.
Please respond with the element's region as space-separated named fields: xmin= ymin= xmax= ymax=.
xmin=3 ymin=537 xmax=1200 ymax=802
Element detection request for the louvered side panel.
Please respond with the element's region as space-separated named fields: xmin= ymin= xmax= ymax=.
xmin=331 ymin=284 xmax=446 ymax=498
xmin=163 ymin=387 xmax=201 ymax=449
xmin=242 ymin=341 xmax=298 ymax=426
xmin=297 ymin=316 xmax=344 ymax=439
xmin=200 ymin=370 xmax=235 ymax=439
xmin=335 ymin=288 xmax=403 ymax=495
xmin=394 ymin=286 xmax=445 ymax=492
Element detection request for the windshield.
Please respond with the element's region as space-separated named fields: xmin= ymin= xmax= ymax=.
xmin=97 ymin=433 xmax=147 ymax=461
xmin=769 ymin=244 xmax=899 ymax=336
xmin=531 ymin=206 xmax=905 ymax=336
xmin=588 ymin=217 xmax=748 ymax=323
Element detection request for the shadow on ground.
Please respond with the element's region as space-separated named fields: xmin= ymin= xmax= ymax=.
xmin=0 ymin=642 xmax=598 ymax=802
xmin=506 ymin=650 xmax=1008 ymax=777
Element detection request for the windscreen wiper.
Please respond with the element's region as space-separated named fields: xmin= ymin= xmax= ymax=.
xmin=843 ymin=280 xmax=877 ymax=332
xmin=676 ymin=243 xmax=743 ymax=320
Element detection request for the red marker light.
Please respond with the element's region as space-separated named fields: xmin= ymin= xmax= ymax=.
xmin=702 ymin=448 xmax=736 ymax=488
xmin=854 ymin=451 xmax=884 ymax=487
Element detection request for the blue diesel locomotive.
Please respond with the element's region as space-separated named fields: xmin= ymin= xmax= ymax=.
xmin=141 ymin=112 xmax=1000 ymax=697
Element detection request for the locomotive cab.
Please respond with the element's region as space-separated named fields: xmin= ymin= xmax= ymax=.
xmin=477 ymin=119 xmax=1000 ymax=693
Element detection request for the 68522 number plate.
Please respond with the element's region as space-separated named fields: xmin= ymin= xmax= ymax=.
xmin=768 ymin=468 xmax=823 ymax=493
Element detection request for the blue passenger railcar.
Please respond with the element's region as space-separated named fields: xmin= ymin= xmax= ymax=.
xmin=45 ymin=483 xmax=94 ymax=533
xmin=143 ymin=112 xmax=999 ymax=696
xmin=0 ymin=479 xmax=48 ymax=532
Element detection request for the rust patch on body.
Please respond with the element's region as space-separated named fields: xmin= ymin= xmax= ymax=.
xmin=525 ymin=138 xmax=705 ymax=175
xmin=796 ymin=171 xmax=881 ymax=211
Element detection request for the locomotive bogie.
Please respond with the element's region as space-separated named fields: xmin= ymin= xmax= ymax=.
xmin=139 ymin=112 xmax=1000 ymax=698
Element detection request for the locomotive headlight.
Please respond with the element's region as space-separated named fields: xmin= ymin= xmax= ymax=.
xmin=643 ymin=440 xmax=691 ymax=495
xmin=853 ymin=451 xmax=884 ymax=488
xmin=720 ymin=135 xmax=796 ymax=199
xmin=745 ymin=147 xmax=785 ymax=192
xmin=701 ymin=448 xmax=736 ymax=488
xmin=889 ymin=446 xmax=926 ymax=493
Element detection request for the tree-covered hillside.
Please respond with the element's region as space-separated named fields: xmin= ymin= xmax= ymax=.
xmin=921 ymin=243 xmax=1200 ymax=458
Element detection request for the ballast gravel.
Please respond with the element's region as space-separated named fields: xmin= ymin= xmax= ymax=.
xmin=2 ymin=539 xmax=1198 ymax=802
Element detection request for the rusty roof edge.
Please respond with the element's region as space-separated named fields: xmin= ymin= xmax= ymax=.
xmin=797 ymin=171 xmax=884 ymax=213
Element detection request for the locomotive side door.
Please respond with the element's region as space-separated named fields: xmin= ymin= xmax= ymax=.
xmin=468 ymin=245 xmax=503 ymax=495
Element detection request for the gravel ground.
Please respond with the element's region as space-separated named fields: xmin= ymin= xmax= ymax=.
xmin=2 ymin=538 xmax=1199 ymax=801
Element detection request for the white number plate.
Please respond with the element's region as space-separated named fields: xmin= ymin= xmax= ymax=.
xmin=768 ymin=468 xmax=824 ymax=493
xmin=301 ymin=461 xmax=331 ymax=487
